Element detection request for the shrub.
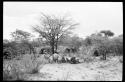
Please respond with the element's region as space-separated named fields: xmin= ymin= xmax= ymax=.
xmin=3 ymin=60 xmax=25 ymax=81
xmin=102 ymin=37 xmax=123 ymax=56
xmin=83 ymin=55 xmax=95 ymax=63
xmin=19 ymin=54 xmax=43 ymax=74
xmin=3 ymin=54 xmax=46 ymax=81
xmin=119 ymin=56 xmax=123 ymax=63
xmin=83 ymin=33 xmax=123 ymax=58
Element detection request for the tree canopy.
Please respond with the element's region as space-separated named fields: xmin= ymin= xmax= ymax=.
xmin=32 ymin=13 xmax=79 ymax=54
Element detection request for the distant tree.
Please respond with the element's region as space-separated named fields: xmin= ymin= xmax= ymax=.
xmin=59 ymin=34 xmax=72 ymax=46
xmin=10 ymin=29 xmax=33 ymax=42
xmin=91 ymin=32 xmax=102 ymax=37
xmin=3 ymin=39 xmax=9 ymax=44
xmin=32 ymin=13 xmax=79 ymax=54
xmin=70 ymin=35 xmax=82 ymax=49
xmin=83 ymin=33 xmax=104 ymax=47
xmin=100 ymin=30 xmax=114 ymax=38
xmin=31 ymin=38 xmax=42 ymax=47
xmin=83 ymin=37 xmax=93 ymax=46
xmin=61 ymin=35 xmax=82 ymax=53
xmin=118 ymin=34 xmax=123 ymax=37
xmin=10 ymin=29 xmax=35 ymax=55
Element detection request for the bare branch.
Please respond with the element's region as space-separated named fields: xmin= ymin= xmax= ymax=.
xmin=32 ymin=13 xmax=79 ymax=54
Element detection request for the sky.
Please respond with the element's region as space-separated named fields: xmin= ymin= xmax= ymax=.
xmin=3 ymin=2 xmax=123 ymax=40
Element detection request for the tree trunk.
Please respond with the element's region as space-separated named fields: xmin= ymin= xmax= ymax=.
xmin=51 ymin=37 xmax=55 ymax=54
xmin=55 ymin=34 xmax=59 ymax=52
xmin=55 ymin=42 xmax=57 ymax=52
xmin=29 ymin=48 xmax=32 ymax=54
xmin=52 ymin=43 xmax=54 ymax=54
xmin=103 ymin=53 xmax=106 ymax=60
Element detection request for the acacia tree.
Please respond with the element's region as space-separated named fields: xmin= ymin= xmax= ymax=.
xmin=11 ymin=29 xmax=33 ymax=42
xmin=100 ymin=30 xmax=114 ymax=38
xmin=118 ymin=34 xmax=123 ymax=37
xmin=33 ymin=13 xmax=79 ymax=54
xmin=10 ymin=29 xmax=35 ymax=55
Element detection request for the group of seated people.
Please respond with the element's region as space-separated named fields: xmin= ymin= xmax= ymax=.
xmin=43 ymin=52 xmax=82 ymax=64
xmin=39 ymin=48 xmax=83 ymax=64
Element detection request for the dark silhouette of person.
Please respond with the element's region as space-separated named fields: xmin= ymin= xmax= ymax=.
xmin=71 ymin=48 xmax=77 ymax=53
xmin=65 ymin=48 xmax=70 ymax=53
xmin=94 ymin=50 xmax=99 ymax=56
xmin=70 ymin=57 xmax=77 ymax=64
xmin=3 ymin=51 xmax=11 ymax=59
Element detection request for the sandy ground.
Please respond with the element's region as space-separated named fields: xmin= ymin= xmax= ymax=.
xmin=26 ymin=57 xmax=122 ymax=81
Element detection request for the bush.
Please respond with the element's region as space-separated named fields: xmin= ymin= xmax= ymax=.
xmin=83 ymin=33 xmax=123 ymax=57
xmin=119 ymin=56 xmax=123 ymax=63
xmin=83 ymin=55 xmax=95 ymax=63
xmin=18 ymin=54 xmax=44 ymax=74
xmin=3 ymin=40 xmax=36 ymax=60
xmin=102 ymin=37 xmax=123 ymax=56
xmin=3 ymin=54 xmax=47 ymax=81
xmin=3 ymin=60 xmax=25 ymax=81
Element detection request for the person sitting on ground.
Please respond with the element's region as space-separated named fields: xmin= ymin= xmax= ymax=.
xmin=53 ymin=52 xmax=59 ymax=63
xmin=49 ymin=55 xmax=53 ymax=64
xmin=61 ymin=56 xmax=66 ymax=63
xmin=94 ymin=50 xmax=99 ymax=56
xmin=75 ymin=57 xmax=81 ymax=63
xmin=57 ymin=55 xmax=62 ymax=64
xmin=66 ymin=55 xmax=71 ymax=63
xmin=70 ymin=56 xmax=77 ymax=64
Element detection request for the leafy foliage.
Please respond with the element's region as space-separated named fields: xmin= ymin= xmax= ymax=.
xmin=81 ymin=32 xmax=122 ymax=60
xmin=11 ymin=29 xmax=33 ymax=42
xmin=100 ymin=30 xmax=114 ymax=37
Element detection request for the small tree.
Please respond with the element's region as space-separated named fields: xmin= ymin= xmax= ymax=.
xmin=10 ymin=29 xmax=33 ymax=42
xmin=32 ymin=13 xmax=79 ymax=54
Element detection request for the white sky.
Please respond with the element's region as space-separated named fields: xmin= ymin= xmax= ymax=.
xmin=3 ymin=2 xmax=123 ymax=40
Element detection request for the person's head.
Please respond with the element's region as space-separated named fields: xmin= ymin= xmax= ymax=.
xmin=44 ymin=51 xmax=47 ymax=54
xmin=54 ymin=51 xmax=59 ymax=54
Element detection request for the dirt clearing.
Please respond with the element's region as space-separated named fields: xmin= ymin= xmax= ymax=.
xmin=26 ymin=57 xmax=122 ymax=81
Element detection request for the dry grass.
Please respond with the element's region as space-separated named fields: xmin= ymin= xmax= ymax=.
xmin=57 ymin=71 xmax=71 ymax=81
xmin=3 ymin=54 xmax=47 ymax=81
xmin=94 ymin=73 xmax=107 ymax=81
xmin=3 ymin=53 xmax=122 ymax=81
xmin=118 ymin=56 xmax=123 ymax=63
